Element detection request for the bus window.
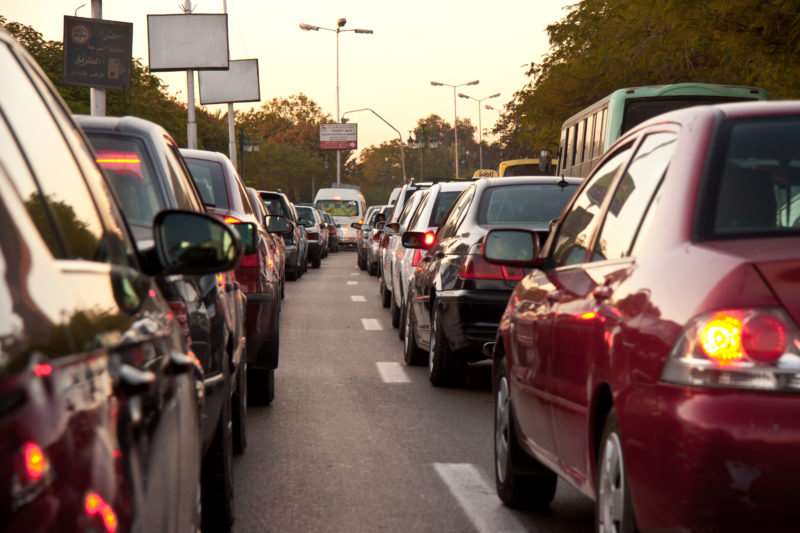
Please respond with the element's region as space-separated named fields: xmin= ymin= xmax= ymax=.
xmin=600 ymin=108 xmax=608 ymax=152
xmin=575 ymin=119 xmax=586 ymax=165
xmin=568 ymin=126 xmax=576 ymax=168
xmin=595 ymin=108 xmax=606 ymax=156
xmin=585 ymin=114 xmax=596 ymax=161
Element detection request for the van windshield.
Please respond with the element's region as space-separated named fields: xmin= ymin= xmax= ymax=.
xmin=316 ymin=199 xmax=359 ymax=217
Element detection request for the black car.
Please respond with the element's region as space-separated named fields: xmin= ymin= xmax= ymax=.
xmin=76 ymin=116 xmax=249 ymax=531
xmin=181 ymin=149 xmax=282 ymax=406
xmin=247 ymin=186 xmax=286 ymax=299
xmin=0 ymin=28 xmax=241 ymax=532
xmin=295 ymin=205 xmax=325 ymax=269
xmin=404 ymin=177 xmax=581 ymax=386
xmin=259 ymin=190 xmax=308 ymax=281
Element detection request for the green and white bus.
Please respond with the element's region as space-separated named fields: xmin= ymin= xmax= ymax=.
xmin=557 ymin=83 xmax=768 ymax=177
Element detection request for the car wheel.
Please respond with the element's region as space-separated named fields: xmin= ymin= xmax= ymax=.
xmin=281 ymin=276 xmax=286 ymax=298
xmin=398 ymin=301 xmax=406 ymax=341
xmin=248 ymin=367 xmax=275 ymax=406
xmin=403 ymin=302 xmax=428 ymax=366
xmin=201 ymin=380 xmax=234 ymax=532
xmin=232 ymin=359 xmax=247 ymax=455
xmin=428 ymin=303 xmax=464 ymax=387
xmin=391 ymin=295 xmax=401 ymax=329
xmin=286 ymin=269 xmax=297 ymax=281
xmin=494 ymin=356 xmax=557 ymax=510
xmin=380 ymin=277 xmax=391 ymax=309
xmin=358 ymin=254 xmax=367 ymax=271
xmin=597 ymin=410 xmax=637 ymax=533
xmin=311 ymin=250 xmax=322 ymax=269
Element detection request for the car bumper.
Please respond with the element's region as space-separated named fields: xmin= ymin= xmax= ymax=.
xmin=284 ymin=245 xmax=299 ymax=270
xmin=621 ymin=383 xmax=800 ymax=532
xmin=244 ymin=288 xmax=278 ymax=369
xmin=436 ymin=289 xmax=510 ymax=358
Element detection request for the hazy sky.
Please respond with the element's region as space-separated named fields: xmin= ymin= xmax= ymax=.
xmin=2 ymin=0 xmax=573 ymax=154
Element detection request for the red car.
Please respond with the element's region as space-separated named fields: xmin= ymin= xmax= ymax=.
xmin=487 ymin=101 xmax=800 ymax=532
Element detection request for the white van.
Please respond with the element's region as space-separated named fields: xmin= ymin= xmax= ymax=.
xmin=314 ymin=186 xmax=367 ymax=246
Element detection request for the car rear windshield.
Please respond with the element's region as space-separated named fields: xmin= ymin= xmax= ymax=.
xmin=430 ymin=191 xmax=463 ymax=226
xmin=316 ymin=199 xmax=359 ymax=217
xmin=478 ymin=183 xmax=579 ymax=225
xmin=183 ymin=157 xmax=230 ymax=209
xmin=296 ymin=206 xmax=315 ymax=224
xmin=708 ymin=117 xmax=800 ymax=237
xmin=261 ymin=194 xmax=288 ymax=217
xmin=88 ymin=133 xmax=164 ymax=228
xmin=503 ymin=164 xmax=537 ymax=176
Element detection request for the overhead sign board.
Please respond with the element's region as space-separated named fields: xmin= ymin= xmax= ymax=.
xmin=147 ymin=14 xmax=229 ymax=71
xmin=320 ymin=123 xmax=357 ymax=150
xmin=199 ymin=59 xmax=260 ymax=105
xmin=63 ymin=16 xmax=133 ymax=90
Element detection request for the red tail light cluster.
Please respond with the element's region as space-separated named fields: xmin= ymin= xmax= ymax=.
xmin=12 ymin=441 xmax=52 ymax=509
xmin=411 ymin=249 xmax=424 ymax=267
xmin=85 ymin=491 xmax=119 ymax=533
xmin=458 ymin=254 xmax=524 ymax=281
xmin=306 ymin=231 xmax=319 ymax=241
xmin=663 ymin=308 xmax=800 ymax=391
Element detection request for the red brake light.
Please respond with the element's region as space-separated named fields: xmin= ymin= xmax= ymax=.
xmin=23 ymin=442 xmax=48 ymax=482
xmin=742 ymin=314 xmax=786 ymax=363
xmin=240 ymin=253 xmax=259 ymax=268
xmin=423 ymin=231 xmax=435 ymax=247
xmin=85 ymin=491 xmax=119 ymax=533
xmin=458 ymin=255 xmax=523 ymax=281
xmin=96 ymin=151 xmax=142 ymax=177
xmin=34 ymin=363 xmax=52 ymax=377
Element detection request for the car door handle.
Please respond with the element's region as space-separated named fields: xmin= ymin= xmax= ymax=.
xmin=593 ymin=285 xmax=613 ymax=301
xmin=118 ymin=364 xmax=156 ymax=393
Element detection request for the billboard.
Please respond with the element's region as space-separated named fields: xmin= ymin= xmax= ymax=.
xmin=147 ymin=14 xmax=229 ymax=71
xmin=320 ymin=123 xmax=357 ymax=150
xmin=63 ymin=16 xmax=133 ymax=90
xmin=199 ymin=59 xmax=260 ymax=105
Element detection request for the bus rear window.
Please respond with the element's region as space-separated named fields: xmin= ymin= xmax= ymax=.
xmin=316 ymin=199 xmax=359 ymax=217
xmin=622 ymin=96 xmax=756 ymax=134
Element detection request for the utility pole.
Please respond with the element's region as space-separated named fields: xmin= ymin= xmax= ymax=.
xmin=90 ymin=0 xmax=105 ymax=116
xmin=182 ymin=1 xmax=197 ymax=148
xmin=223 ymin=0 xmax=237 ymax=168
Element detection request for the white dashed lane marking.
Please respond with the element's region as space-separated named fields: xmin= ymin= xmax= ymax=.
xmin=375 ymin=362 xmax=411 ymax=383
xmin=361 ymin=318 xmax=382 ymax=331
xmin=347 ymin=281 xmax=359 ymax=286
xmin=432 ymin=463 xmax=530 ymax=533
xmin=350 ymin=272 xmax=360 ymax=276
xmin=351 ymin=295 xmax=367 ymax=302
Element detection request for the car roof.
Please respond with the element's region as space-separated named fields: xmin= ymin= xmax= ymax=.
xmin=479 ymin=176 xmax=583 ymax=187
xmin=74 ymin=114 xmax=175 ymax=143
xmin=179 ymin=148 xmax=231 ymax=163
xmin=435 ymin=181 xmax=473 ymax=192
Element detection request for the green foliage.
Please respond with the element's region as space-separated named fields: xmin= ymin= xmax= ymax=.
xmin=496 ymin=0 xmax=800 ymax=156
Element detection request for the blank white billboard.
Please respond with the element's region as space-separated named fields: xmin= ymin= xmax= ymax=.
xmin=147 ymin=14 xmax=229 ymax=71
xmin=199 ymin=59 xmax=260 ymax=104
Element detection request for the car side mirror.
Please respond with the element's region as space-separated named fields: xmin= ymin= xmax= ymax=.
xmin=351 ymin=222 xmax=363 ymax=230
xmin=153 ymin=210 xmax=241 ymax=275
xmin=402 ymin=230 xmax=436 ymax=250
xmin=483 ymin=229 xmax=541 ymax=267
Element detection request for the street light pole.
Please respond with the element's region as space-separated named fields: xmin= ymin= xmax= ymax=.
xmin=90 ymin=0 xmax=105 ymax=116
xmin=342 ymin=107 xmax=406 ymax=183
xmin=430 ymin=79 xmax=479 ymax=179
xmin=300 ymin=19 xmax=373 ymax=186
xmin=182 ymin=0 xmax=197 ymax=148
xmin=458 ymin=92 xmax=500 ymax=169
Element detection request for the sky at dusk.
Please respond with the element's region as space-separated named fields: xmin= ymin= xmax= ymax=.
xmin=1 ymin=0 xmax=574 ymax=153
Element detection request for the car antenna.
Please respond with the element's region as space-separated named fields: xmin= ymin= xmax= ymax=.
xmin=557 ymin=174 xmax=569 ymax=188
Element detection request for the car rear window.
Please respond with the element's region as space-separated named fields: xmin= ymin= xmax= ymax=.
xmin=708 ymin=117 xmax=800 ymax=237
xmin=503 ymin=164 xmax=537 ymax=176
xmin=429 ymin=191 xmax=463 ymax=227
xmin=316 ymin=199 xmax=358 ymax=216
xmin=478 ymin=183 xmax=579 ymax=225
xmin=88 ymin=133 xmax=164 ymax=228
xmin=183 ymin=157 xmax=230 ymax=209
xmin=296 ymin=206 xmax=315 ymax=224
xmin=261 ymin=194 xmax=288 ymax=217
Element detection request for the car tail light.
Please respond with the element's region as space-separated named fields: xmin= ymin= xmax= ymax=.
xmin=240 ymin=253 xmax=259 ymax=268
xmin=373 ymin=232 xmax=382 ymax=242
xmin=662 ymin=308 xmax=800 ymax=390
xmin=12 ymin=441 xmax=52 ymax=509
xmin=85 ymin=491 xmax=119 ymax=533
xmin=423 ymin=231 xmax=436 ymax=247
xmin=306 ymin=231 xmax=319 ymax=241
xmin=458 ymin=254 xmax=523 ymax=281
xmin=167 ymin=300 xmax=191 ymax=342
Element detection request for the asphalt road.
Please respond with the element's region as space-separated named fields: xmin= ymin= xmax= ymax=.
xmin=233 ymin=251 xmax=594 ymax=533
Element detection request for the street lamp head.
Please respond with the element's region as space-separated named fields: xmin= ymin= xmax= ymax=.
xmin=489 ymin=93 xmax=501 ymax=99
xmin=485 ymin=104 xmax=497 ymax=111
xmin=458 ymin=93 xmax=471 ymax=99
xmin=354 ymin=29 xmax=374 ymax=34
xmin=337 ymin=17 xmax=347 ymax=28
xmin=430 ymin=81 xmax=444 ymax=87
xmin=466 ymin=80 xmax=480 ymax=86
xmin=299 ymin=23 xmax=319 ymax=31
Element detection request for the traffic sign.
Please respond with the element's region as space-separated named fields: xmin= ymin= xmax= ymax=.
xmin=63 ymin=16 xmax=133 ymax=90
xmin=320 ymin=123 xmax=357 ymax=150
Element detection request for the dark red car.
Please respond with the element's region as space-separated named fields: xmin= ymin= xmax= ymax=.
xmin=487 ymin=101 xmax=800 ymax=532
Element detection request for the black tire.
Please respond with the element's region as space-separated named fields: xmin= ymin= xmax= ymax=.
xmin=494 ymin=356 xmax=557 ymax=511
xmin=380 ymin=277 xmax=391 ymax=309
xmin=311 ymin=250 xmax=322 ymax=269
xmin=403 ymin=302 xmax=428 ymax=366
xmin=281 ymin=276 xmax=285 ymax=299
xmin=286 ymin=269 xmax=298 ymax=281
xmin=398 ymin=301 xmax=406 ymax=341
xmin=201 ymin=382 xmax=234 ymax=532
xmin=248 ymin=367 xmax=275 ymax=406
xmin=368 ymin=262 xmax=377 ymax=276
xmin=332 ymin=241 xmax=339 ymax=253
xmin=358 ymin=253 xmax=367 ymax=271
xmin=596 ymin=410 xmax=637 ymax=533
xmin=391 ymin=295 xmax=401 ymax=329
xmin=232 ymin=359 xmax=247 ymax=456
xmin=428 ymin=303 xmax=465 ymax=387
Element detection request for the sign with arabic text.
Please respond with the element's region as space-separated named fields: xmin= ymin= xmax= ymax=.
xmin=63 ymin=16 xmax=133 ymax=90
xmin=320 ymin=123 xmax=358 ymax=150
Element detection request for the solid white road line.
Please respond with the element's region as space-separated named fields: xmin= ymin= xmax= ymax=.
xmin=432 ymin=463 xmax=530 ymax=533
xmin=375 ymin=361 xmax=411 ymax=383
xmin=351 ymin=295 xmax=367 ymax=302
xmin=350 ymin=272 xmax=360 ymax=276
xmin=347 ymin=281 xmax=359 ymax=286
xmin=361 ymin=318 xmax=382 ymax=331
